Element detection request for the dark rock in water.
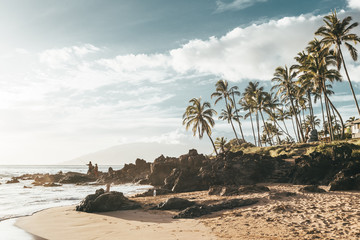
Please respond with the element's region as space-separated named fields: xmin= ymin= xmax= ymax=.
xmin=174 ymin=198 xmax=258 ymax=219
xmin=59 ymin=172 xmax=96 ymax=184
xmin=154 ymin=197 xmax=195 ymax=210
xmin=330 ymin=173 xmax=360 ymax=191
xmin=6 ymin=178 xmax=19 ymax=184
xmin=134 ymin=188 xmax=173 ymax=197
xmin=76 ymin=189 xmax=141 ymax=212
xmin=300 ymin=185 xmax=326 ymax=193
xmin=269 ymin=191 xmax=297 ymax=200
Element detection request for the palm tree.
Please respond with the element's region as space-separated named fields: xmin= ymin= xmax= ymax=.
xmin=219 ymin=104 xmax=240 ymax=142
xmin=243 ymin=81 xmax=267 ymax=146
xmin=211 ymin=79 xmax=235 ymax=107
xmin=229 ymin=88 xmax=245 ymax=141
xmin=240 ymin=97 xmax=257 ymax=146
xmin=215 ymin=137 xmax=227 ymax=153
xmin=272 ymin=65 xmax=305 ymax=142
xmin=211 ymin=79 xmax=240 ymax=143
xmin=305 ymin=39 xmax=344 ymax=140
xmin=182 ymin=97 xmax=218 ymax=155
xmin=316 ymin=11 xmax=360 ymax=115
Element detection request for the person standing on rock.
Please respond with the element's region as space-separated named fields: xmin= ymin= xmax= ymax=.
xmin=87 ymin=161 xmax=94 ymax=175
xmin=94 ymin=164 xmax=99 ymax=178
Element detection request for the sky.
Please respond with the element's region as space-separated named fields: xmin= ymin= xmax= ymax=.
xmin=0 ymin=0 xmax=359 ymax=164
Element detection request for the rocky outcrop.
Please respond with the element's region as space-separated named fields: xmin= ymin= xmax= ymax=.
xmin=147 ymin=149 xmax=206 ymax=187
xmin=290 ymin=143 xmax=360 ymax=189
xmin=153 ymin=197 xmax=195 ymax=210
xmin=300 ymin=185 xmax=326 ymax=193
xmin=100 ymin=158 xmax=151 ymax=184
xmin=59 ymin=172 xmax=96 ymax=184
xmin=6 ymin=178 xmax=19 ymax=184
xmin=173 ymin=198 xmax=259 ymax=219
xmin=76 ymin=189 xmax=141 ymax=212
xmin=330 ymin=172 xmax=360 ymax=191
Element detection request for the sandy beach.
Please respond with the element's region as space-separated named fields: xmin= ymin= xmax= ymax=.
xmin=16 ymin=184 xmax=360 ymax=240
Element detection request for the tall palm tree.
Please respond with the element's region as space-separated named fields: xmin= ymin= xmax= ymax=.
xmin=240 ymin=97 xmax=257 ymax=146
xmin=243 ymin=81 xmax=265 ymax=146
xmin=305 ymin=40 xmax=344 ymax=140
xmin=272 ymin=65 xmax=305 ymax=142
xmin=229 ymin=88 xmax=245 ymax=141
xmin=219 ymin=104 xmax=240 ymax=142
xmin=211 ymin=79 xmax=240 ymax=143
xmin=182 ymin=98 xmax=218 ymax=155
xmin=316 ymin=11 xmax=360 ymax=115
xmin=255 ymin=88 xmax=273 ymax=146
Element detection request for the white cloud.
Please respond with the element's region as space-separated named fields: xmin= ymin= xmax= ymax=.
xmin=39 ymin=44 xmax=100 ymax=69
xmin=348 ymin=0 xmax=360 ymax=10
xmin=170 ymin=14 xmax=323 ymax=81
xmin=216 ymin=0 xmax=268 ymax=12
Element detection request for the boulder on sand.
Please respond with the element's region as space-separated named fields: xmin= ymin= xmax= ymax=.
xmin=154 ymin=197 xmax=195 ymax=210
xmin=76 ymin=189 xmax=140 ymax=212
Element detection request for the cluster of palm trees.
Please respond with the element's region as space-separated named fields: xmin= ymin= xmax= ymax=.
xmin=183 ymin=11 xmax=360 ymax=155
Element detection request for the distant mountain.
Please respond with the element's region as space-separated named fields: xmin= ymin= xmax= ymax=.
xmin=61 ymin=142 xmax=203 ymax=165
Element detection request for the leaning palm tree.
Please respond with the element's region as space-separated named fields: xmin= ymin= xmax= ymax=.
xmin=316 ymin=11 xmax=360 ymax=115
xmin=183 ymin=97 xmax=218 ymax=155
xmin=219 ymin=104 xmax=240 ymax=142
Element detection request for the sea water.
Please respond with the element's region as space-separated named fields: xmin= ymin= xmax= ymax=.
xmin=0 ymin=165 xmax=152 ymax=239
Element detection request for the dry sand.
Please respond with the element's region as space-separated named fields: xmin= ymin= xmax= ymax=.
xmin=16 ymin=184 xmax=360 ymax=240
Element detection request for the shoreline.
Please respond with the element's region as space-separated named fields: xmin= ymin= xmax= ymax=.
xmin=14 ymin=184 xmax=360 ymax=239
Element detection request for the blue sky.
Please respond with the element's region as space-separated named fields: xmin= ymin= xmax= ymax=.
xmin=0 ymin=0 xmax=359 ymax=164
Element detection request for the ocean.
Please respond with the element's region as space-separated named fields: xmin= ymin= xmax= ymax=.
xmin=0 ymin=165 xmax=152 ymax=239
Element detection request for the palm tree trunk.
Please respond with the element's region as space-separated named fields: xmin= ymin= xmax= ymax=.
xmin=289 ymin=94 xmax=305 ymax=142
xmin=229 ymin=119 xmax=240 ymax=142
xmin=249 ymin=112 xmax=257 ymax=146
xmin=323 ymin=81 xmax=334 ymax=141
xmin=260 ymin=110 xmax=273 ymax=146
xmin=207 ymin=132 xmax=218 ymax=156
xmin=274 ymin=118 xmax=292 ymax=140
xmin=291 ymin=115 xmax=299 ymax=142
xmin=339 ymin=47 xmax=360 ymax=115
xmin=320 ymin=94 xmax=326 ymax=138
xmin=256 ymin=111 xmax=262 ymax=147
xmin=307 ymin=91 xmax=315 ymax=129
xmin=232 ymin=94 xmax=245 ymax=141
xmin=325 ymin=94 xmax=345 ymax=139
